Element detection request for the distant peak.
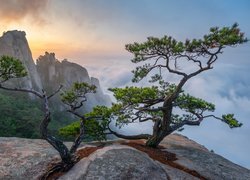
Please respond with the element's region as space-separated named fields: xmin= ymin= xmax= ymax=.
xmin=37 ymin=52 xmax=57 ymax=63
xmin=2 ymin=30 xmax=26 ymax=38
xmin=45 ymin=51 xmax=55 ymax=58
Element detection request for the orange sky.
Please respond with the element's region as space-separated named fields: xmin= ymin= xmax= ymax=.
xmin=0 ymin=0 xmax=127 ymax=62
xmin=0 ymin=20 xmax=124 ymax=61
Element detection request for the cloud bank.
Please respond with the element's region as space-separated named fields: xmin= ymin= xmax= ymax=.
xmin=0 ymin=0 xmax=49 ymax=24
xmin=84 ymin=54 xmax=250 ymax=169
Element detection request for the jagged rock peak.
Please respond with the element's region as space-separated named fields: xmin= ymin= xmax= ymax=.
xmin=37 ymin=52 xmax=71 ymax=65
xmin=36 ymin=52 xmax=111 ymax=111
xmin=37 ymin=52 xmax=88 ymax=75
xmin=37 ymin=52 xmax=58 ymax=63
xmin=36 ymin=52 xmax=90 ymax=85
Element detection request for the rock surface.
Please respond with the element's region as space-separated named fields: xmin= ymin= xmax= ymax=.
xmin=1 ymin=134 xmax=249 ymax=180
xmin=0 ymin=137 xmax=60 ymax=180
xmin=60 ymin=145 xmax=169 ymax=180
xmin=161 ymin=134 xmax=250 ymax=180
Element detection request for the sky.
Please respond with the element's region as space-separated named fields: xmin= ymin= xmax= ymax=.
xmin=0 ymin=0 xmax=250 ymax=169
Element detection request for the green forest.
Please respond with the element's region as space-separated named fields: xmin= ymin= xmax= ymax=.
xmin=0 ymin=90 xmax=73 ymax=138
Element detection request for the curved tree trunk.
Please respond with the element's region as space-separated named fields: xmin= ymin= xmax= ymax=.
xmin=70 ymin=120 xmax=85 ymax=154
xmin=145 ymin=133 xmax=165 ymax=147
xmin=40 ymin=114 xmax=73 ymax=165
xmin=146 ymin=102 xmax=173 ymax=147
xmin=40 ymin=94 xmax=73 ymax=166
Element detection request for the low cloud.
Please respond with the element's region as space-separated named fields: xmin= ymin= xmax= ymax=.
xmin=85 ymin=58 xmax=250 ymax=168
xmin=181 ymin=69 xmax=250 ymax=168
xmin=0 ymin=0 xmax=49 ymax=24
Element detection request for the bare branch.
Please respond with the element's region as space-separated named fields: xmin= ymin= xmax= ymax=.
xmin=0 ymin=84 xmax=43 ymax=98
xmin=142 ymin=97 xmax=165 ymax=105
xmin=170 ymin=113 xmax=227 ymax=133
xmin=152 ymin=56 xmax=164 ymax=66
xmin=135 ymin=106 xmax=163 ymax=112
xmin=48 ymin=85 xmax=63 ymax=99
xmin=165 ymin=56 xmax=188 ymax=77
xmin=138 ymin=117 xmax=155 ymax=122
xmin=203 ymin=114 xmax=224 ymax=121
xmin=72 ymin=100 xmax=86 ymax=111
xmin=108 ymin=125 xmax=151 ymax=140
xmin=176 ymin=53 xmax=203 ymax=69
xmin=67 ymin=109 xmax=85 ymax=120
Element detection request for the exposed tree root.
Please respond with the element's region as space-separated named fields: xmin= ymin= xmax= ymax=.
xmin=123 ymin=140 xmax=208 ymax=180
xmin=40 ymin=141 xmax=208 ymax=180
xmin=40 ymin=145 xmax=104 ymax=180
xmin=40 ymin=161 xmax=73 ymax=180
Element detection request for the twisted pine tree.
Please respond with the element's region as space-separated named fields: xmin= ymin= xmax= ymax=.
xmin=59 ymin=85 xmax=112 ymax=143
xmin=0 ymin=56 xmax=98 ymax=175
xmin=0 ymin=55 xmax=27 ymax=83
xmin=58 ymin=24 xmax=247 ymax=148
xmin=104 ymin=23 xmax=247 ymax=147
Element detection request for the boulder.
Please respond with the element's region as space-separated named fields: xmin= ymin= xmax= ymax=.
xmin=0 ymin=137 xmax=60 ymax=180
xmin=0 ymin=134 xmax=249 ymax=180
xmin=59 ymin=145 xmax=169 ymax=180
xmin=161 ymin=134 xmax=250 ymax=180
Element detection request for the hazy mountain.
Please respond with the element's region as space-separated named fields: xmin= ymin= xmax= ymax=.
xmin=0 ymin=30 xmax=110 ymax=111
xmin=0 ymin=30 xmax=111 ymax=138
xmin=36 ymin=52 xmax=111 ymax=112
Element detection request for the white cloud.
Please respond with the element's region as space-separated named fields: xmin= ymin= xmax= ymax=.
xmin=83 ymin=52 xmax=250 ymax=168
xmin=181 ymin=69 xmax=250 ymax=168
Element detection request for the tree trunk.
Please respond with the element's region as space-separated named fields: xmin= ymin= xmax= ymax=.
xmin=40 ymin=94 xmax=74 ymax=166
xmin=146 ymin=102 xmax=172 ymax=148
xmin=70 ymin=120 xmax=85 ymax=154
xmin=145 ymin=130 xmax=167 ymax=147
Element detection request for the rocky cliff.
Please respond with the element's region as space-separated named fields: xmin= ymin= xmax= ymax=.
xmin=36 ymin=52 xmax=111 ymax=112
xmin=0 ymin=30 xmax=111 ymax=113
xmin=0 ymin=31 xmax=42 ymax=91
xmin=0 ymin=134 xmax=249 ymax=180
